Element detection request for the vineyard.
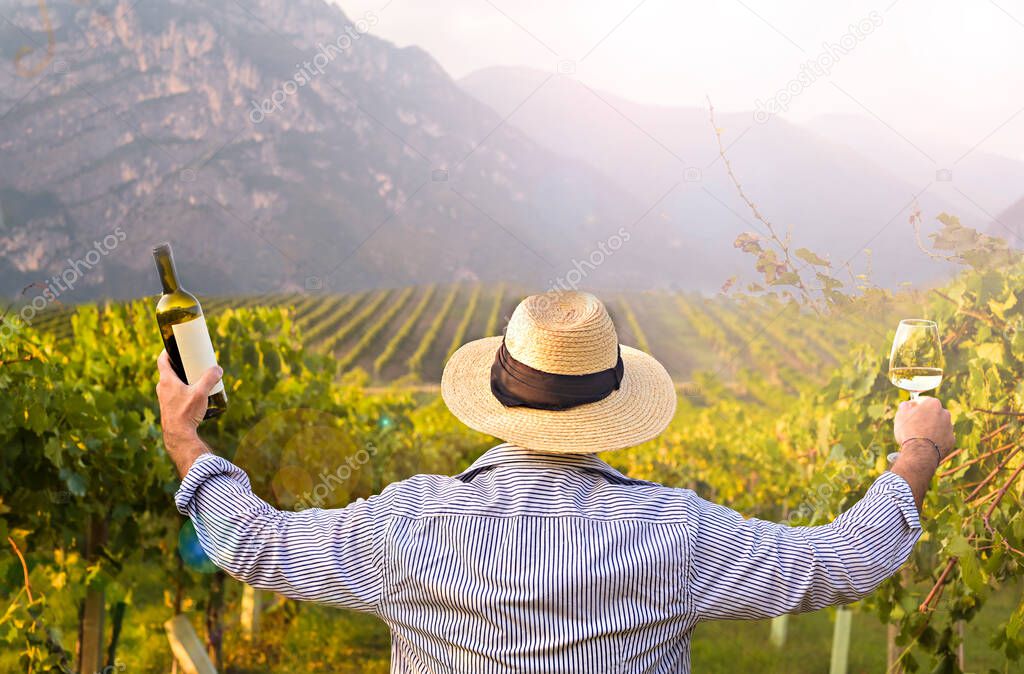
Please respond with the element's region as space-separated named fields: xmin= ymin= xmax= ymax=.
xmin=28 ymin=284 xmax=904 ymax=392
xmin=3 ymin=263 xmax=1023 ymax=672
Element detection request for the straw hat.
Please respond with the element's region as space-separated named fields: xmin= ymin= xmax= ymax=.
xmin=441 ymin=291 xmax=677 ymax=454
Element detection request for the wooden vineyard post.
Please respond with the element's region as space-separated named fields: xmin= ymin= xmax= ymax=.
xmin=829 ymin=607 xmax=852 ymax=674
xmin=165 ymin=614 xmax=218 ymax=674
xmin=769 ymin=614 xmax=789 ymax=648
xmin=78 ymin=515 xmax=106 ymax=674
xmin=886 ymin=622 xmax=903 ymax=673
xmin=79 ymin=589 xmax=104 ymax=674
xmin=240 ymin=584 xmax=261 ymax=640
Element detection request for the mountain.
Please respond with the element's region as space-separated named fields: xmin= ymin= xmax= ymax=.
xmin=1 ymin=3 xmax=999 ymax=303
xmin=0 ymin=0 xmax=684 ymax=301
xmin=459 ymin=66 xmax=983 ymax=287
xmin=994 ymin=197 xmax=1024 ymax=242
xmin=807 ymin=113 xmax=1024 ymax=240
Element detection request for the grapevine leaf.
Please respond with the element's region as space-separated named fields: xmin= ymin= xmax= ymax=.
xmin=771 ymin=271 xmax=802 ymax=286
xmin=795 ymin=248 xmax=830 ymax=267
xmin=988 ymin=292 xmax=1017 ymax=320
xmin=949 ymin=534 xmax=986 ymax=594
xmin=976 ymin=341 xmax=1004 ymax=365
xmin=1009 ymin=596 xmax=1024 ymax=639
xmin=58 ymin=468 xmax=87 ymax=498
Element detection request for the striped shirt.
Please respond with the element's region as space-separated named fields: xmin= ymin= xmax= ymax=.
xmin=176 ymin=442 xmax=921 ymax=673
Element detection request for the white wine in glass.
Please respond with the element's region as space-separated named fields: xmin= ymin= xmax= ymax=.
xmin=887 ymin=319 xmax=943 ymax=462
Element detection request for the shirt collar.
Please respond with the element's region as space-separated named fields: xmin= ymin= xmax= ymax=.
xmin=454 ymin=443 xmax=652 ymax=486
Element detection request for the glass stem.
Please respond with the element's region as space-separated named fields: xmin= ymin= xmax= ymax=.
xmin=909 ymin=391 xmax=920 ymax=401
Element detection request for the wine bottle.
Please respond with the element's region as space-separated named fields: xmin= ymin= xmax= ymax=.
xmin=153 ymin=242 xmax=227 ymax=419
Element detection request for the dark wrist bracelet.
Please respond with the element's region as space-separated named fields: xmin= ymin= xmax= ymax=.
xmin=900 ymin=437 xmax=942 ymax=466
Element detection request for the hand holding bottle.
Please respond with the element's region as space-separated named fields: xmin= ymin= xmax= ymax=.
xmin=156 ymin=350 xmax=220 ymax=476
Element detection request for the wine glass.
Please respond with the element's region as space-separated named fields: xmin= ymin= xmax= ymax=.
xmin=887 ymin=319 xmax=943 ymax=463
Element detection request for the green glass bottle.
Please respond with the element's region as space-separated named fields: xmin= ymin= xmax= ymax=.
xmin=153 ymin=242 xmax=227 ymax=420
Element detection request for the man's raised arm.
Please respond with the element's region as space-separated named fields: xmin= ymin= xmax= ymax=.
xmin=687 ymin=397 xmax=953 ymax=621
xmin=155 ymin=352 xmax=394 ymax=613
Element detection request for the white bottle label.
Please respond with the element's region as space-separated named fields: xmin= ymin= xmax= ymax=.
xmin=171 ymin=316 xmax=224 ymax=394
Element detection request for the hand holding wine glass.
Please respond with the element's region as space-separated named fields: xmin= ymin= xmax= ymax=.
xmin=891 ymin=396 xmax=954 ymax=509
xmin=887 ymin=319 xmax=944 ymax=463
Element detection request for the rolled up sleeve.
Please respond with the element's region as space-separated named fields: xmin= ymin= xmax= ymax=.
xmin=175 ymin=453 xmax=394 ymax=614
xmin=688 ymin=471 xmax=921 ymax=621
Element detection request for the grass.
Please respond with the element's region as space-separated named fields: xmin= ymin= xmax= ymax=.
xmin=691 ymin=586 xmax=1020 ymax=673
xmin=213 ymin=582 xmax=1019 ymax=673
xmin=12 ymin=547 xmax=1013 ymax=674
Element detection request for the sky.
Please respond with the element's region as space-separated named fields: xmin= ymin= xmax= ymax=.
xmin=336 ymin=0 xmax=1024 ymax=159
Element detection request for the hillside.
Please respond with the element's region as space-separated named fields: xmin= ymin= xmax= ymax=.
xmin=32 ymin=285 xmax=897 ymax=394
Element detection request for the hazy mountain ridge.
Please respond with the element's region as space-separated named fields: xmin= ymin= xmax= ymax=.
xmin=459 ymin=66 xmax=1014 ymax=287
xmin=994 ymin=197 xmax=1024 ymax=241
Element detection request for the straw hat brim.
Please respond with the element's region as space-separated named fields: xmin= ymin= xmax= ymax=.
xmin=441 ymin=336 xmax=677 ymax=454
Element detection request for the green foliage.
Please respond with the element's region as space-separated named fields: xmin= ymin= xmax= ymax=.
xmin=619 ymin=260 xmax=1024 ymax=671
xmin=0 ymin=300 xmax=429 ymax=670
xmin=6 ymin=247 xmax=1024 ymax=671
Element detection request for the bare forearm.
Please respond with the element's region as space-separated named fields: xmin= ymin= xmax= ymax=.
xmin=889 ymin=439 xmax=940 ymax=512
xmin=163 ymin=429 xmax=213 ymax=478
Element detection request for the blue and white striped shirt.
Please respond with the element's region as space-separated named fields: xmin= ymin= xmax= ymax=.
xmin=176 ymin=443 xmax=921 ymax=673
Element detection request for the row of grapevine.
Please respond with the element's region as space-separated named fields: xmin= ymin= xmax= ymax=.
xmin=296 ymin=293 xmax=347 ymax=326
xmin=406 ymin=285 xmax=460 ymax=376
xmin=290 ymin=295 xmax=324 ymax=322
xmin=615 ymin=295 xmax=652 ymax=353
xmin=482 ymin=283 xmax=506 ymax=337
xmin=337 ymin=287 xmax=415 ymax=370
xmin=13 ymin=286 xmax=884 ymax=388
xmin=445 ymin=285 xmax=482 ymax=362
xmin=373 ymin=285 xmax=437 ymax=375
xmin=319 ymin=289 xmax=394 ymax=354
xmin=301 ymin=292 xmax=367 ymax=344
xmin=673 ymin=294 xmax=740 ymax=363
xmin=702 ymin=299 xmax=805 ymax=392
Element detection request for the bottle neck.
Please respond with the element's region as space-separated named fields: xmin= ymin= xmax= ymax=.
xmin=153 ymin=247 xmax=180 ymax=293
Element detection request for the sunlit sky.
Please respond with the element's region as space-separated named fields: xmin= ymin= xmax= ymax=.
xmin=337 ymin=0 xmax=1024 ymax=159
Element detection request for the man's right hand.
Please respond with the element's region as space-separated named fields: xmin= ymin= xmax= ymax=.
xmin=894 ymin=396 xmax=955 ymax=459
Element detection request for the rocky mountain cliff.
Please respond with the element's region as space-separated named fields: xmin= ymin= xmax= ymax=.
xmin=1 ymin=0 xmax=675 ymax=300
